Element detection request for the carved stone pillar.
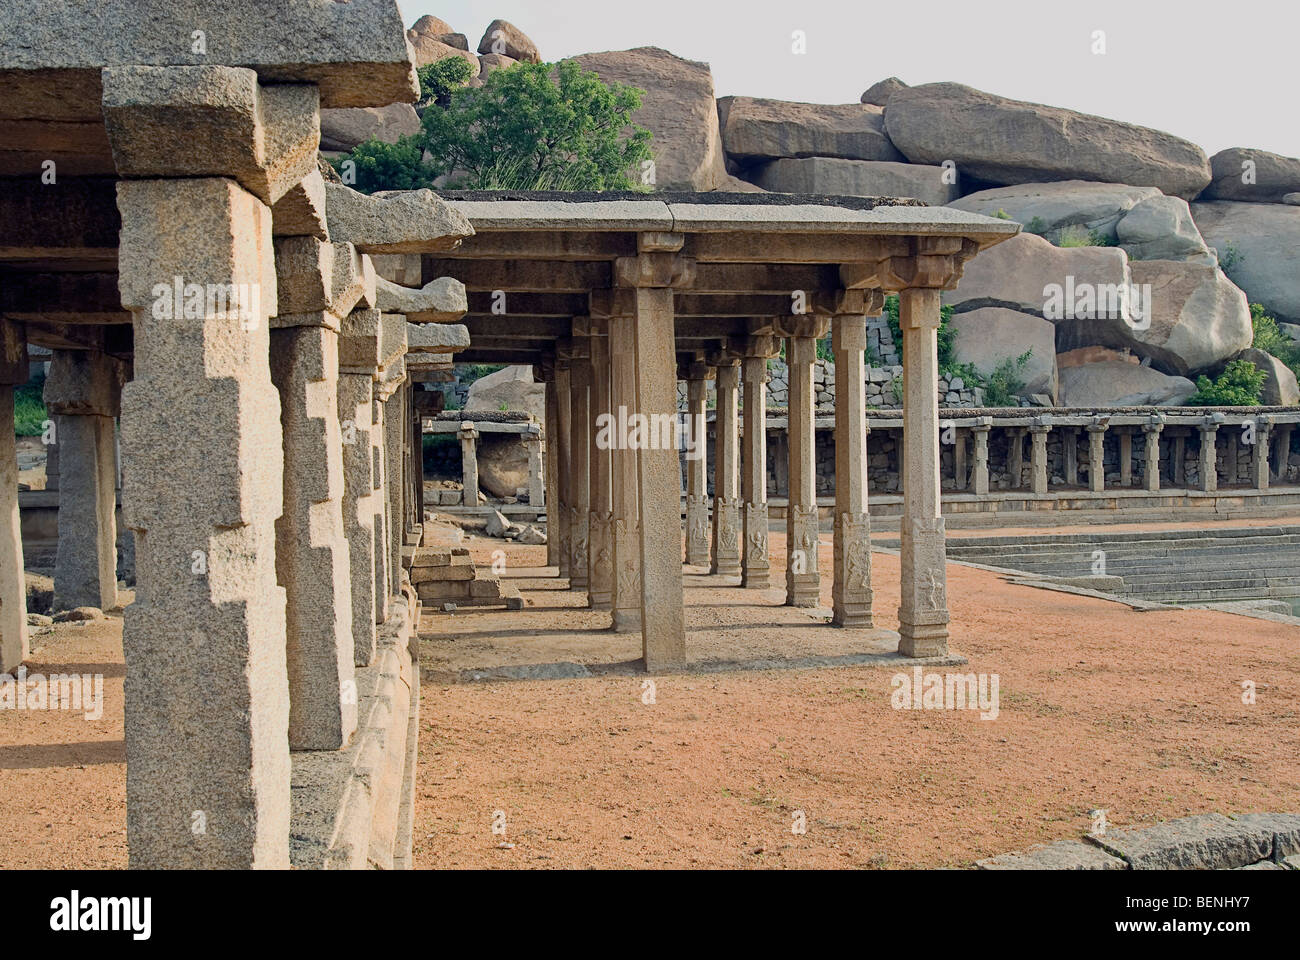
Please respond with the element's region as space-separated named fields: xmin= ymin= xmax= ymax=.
xmin=1199 ymin=418 xmax=1220 ymax=492
xmin=1143 ymin=414 xmax=1164 ymax=492
xmin=710 ymin=358 xmax=742 ymax=577
xmin=1087 ymin=420 xmax=1107 ymax=493
xmin=1253 ymin=416 xmax=1272 ymax=491
xmin=458 ymin=423 xmax=479 ymax=507
xmin=1029 ymin=419 xmax=1050 ymax=495
xmin=737 ymin=336 xmax=778 ymax=589
xmin=554 ymin=357 xmax=572 ymax=579
xmin=971 ymin=419 xmax=991 ymax=496
xmin=585 ymin=325 xmax=614 ymax=609
xmin=607 ymin=313 xmax=641 ymax=633
xmin=775 ymin=316 xmax=828 ymax=607
xmin=831 ymin=306 xmax=876 ymax=628
xmin=683 ymin=363 xmax=712 ymax=567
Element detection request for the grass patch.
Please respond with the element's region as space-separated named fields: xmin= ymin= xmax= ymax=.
xmin=14 ymin=377 xmax=47 ymax=436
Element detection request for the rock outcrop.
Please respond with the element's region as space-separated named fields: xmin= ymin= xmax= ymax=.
xmin=1191 ymin=201 xmax=1300 ymax=321
xmin=477 ymin=19 xmax=540 ymax=63
xmin=860 ymin=77 xmax=907 ymax=107
xmin=884 ymin=82 xmax=1212 ymax=199
xmin=717 ymin=98 xmax=902 ymax=163
xmin=464 ymin=364 xmax=545 ymax=421
xmin=950 ymin=181 xmax=1161 ymax=244
xmin=752 ymin=157 xmax=956 ymax=205
xmin=1058 ymin=362 xmax=1196 ymax=407
xmin=947 ymin=307 xmax=1058 ymax=400
xmin=1238 ymin=348 xmax=1300 ymax=406
xmin=1203 ymin=148 xmax=1300 ymax=204
xmin=319 ymin=103 xmax=420 ymax=152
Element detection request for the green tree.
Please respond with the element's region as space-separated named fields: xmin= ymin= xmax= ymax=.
xmin=421 ymin=59 xmax=653 ymax=190
xmin=1187 ymin=358 xmax=1266 ymax=406
xmin=335 ymin=135 xmax=437 ymax=193
xmin=417 ymin=57 xmax=475 ymax=109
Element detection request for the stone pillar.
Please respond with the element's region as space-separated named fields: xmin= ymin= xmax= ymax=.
xmin=1118 ymin=431 xmax=1133 ymax=487
xmin=831 ymin=311 xmax=874 ymax=628
xmin=1007 ymin=427 xmax=1024 ymax=489
xmin=587 ymin=331 xmax=614 ymax=610
xmin=116 ymin=173 xmax=290 ymax=868
xmin=525 ymin=430 xmax=545 ymax=509
xmin=45 ymin=349 xmax=121 ymax=612
xmin=269 ymin=323 xmax=356 ymax=751
xmin=683 ymin=365 xmax=711 ymax=567
xmin=554 ymin=359 xmax=572 ymax=579
xmin=44 ymin=432 xmax=59 ymax=491
xmin=1172 ymin=433 xmax=1187 ymax=486
xmin=543 ymin=373 xmax=559 ymax=567
xmin=953 ymin=427 xmax=968 ymax=491
xmin=1029 ymin=420 xmax=1050 ymax=494
xmin=567 ymin=344 xmax=591 ymax=592
xmin=778 ymin=317 xmax=827 ymax=607
xmin=971 ymin=420 xmax=991 ymax=496
xmin=608 ymin=315 xmax=641 ymax=633
xmin=618 ymin=245 xmax=692 ymax=671
xmin=1142 ymin=415 xmax=1164 ymax=492
xmin=1273 ymin=424 xmax=1294 ymax=483
xmin=383 ymin=375 xmax=407 ymax=603
xmin=0 ymin=321 xmax=28 ymax=673
xmin=1063 ymin=428 xmax=1079 ymax=485
xmin=337 ymin=344 xmax=378 ymax=666
xmin=710 ymin=358 xmax=742 ymax=577
xmin=1253 ymin=417 xmax=1272 ymax=491
xmin=371 ymin=396 xmax=390 ymax=623
xmin=458 ymin=423 xmax=479 ymax=507
xmin=897 ymin=288 xmax=949 ymax=657
xmin=1199 ymin=419 xmax=1220 ymax=492
xmin=1087 ymin=421 xmax=1107 ymax=493
xmin=739 ymin=345 xmax=774 ymax=589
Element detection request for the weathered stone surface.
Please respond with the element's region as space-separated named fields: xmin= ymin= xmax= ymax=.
xmin=1191 ymin=200 xmax=1300 ymax=320
xmin=1058 ymin=361 xmax=1196 ymax=406
xmin=408 ymin=15 xmax=454 ymax=38
xmin=1115 ymin=194 xmax=1213 ymax=263
xmin=376 ymin=275 xmax=467 ymax=321
xmin=1204 ymin=148 xmax=1300 ymax=203
xmin=752 ymin=157 xmax=957 ymax=205
xmin=1238 ymin=348 xmax=1300 ymax=405
xmin=405 ymin=321 xmax=469 ymax=352
xmin=465 ymin=364 xmax=545 ymax=421
xmin=860 ymin=77 xmax=908 ymax=107
xmin=478 ymin=53 xmax=517 ymax=79
xmin=571 ymin=47 xmax=727 ymax=191
xmin=948 ymin=307 xmax=1058 ymax=400
xmin=1233 ymin=812 xmax=1300 ymax=860
xmin=44 ymin=349 xmax=125 ymax=416
xmin=337 ymin=370 xmax=378 ymax=666
xmin=944 ymin=231 xmax=1129 ymax=317
xmin=1054 ymin=259 xmax=1251 ymax=376
xmin=0 ymin=388 xmax=28 ymax=671
xmin=319 ymin=103 xmax=421 ymax=152
xmin=370 ymin=254 xmax=422 ymax=287
xmin=408 ymin=34 xmax=479 ymax=72
xmin=977 ymin=839 xmax=1127 ymax=870
xmin=477 ymin=19 xmax=539 ymax=63
xmin=951 ymin=180 xmax=1160 ymax=244
xmin=324 ymin=184 xmax=473 ymax=253
xmin=103 ymin=66 xmax=319 ymax=206
xmin=1089 ymin=813 xmax=1272 ymax=870
xmin=1057 ymin=345 xmax=1138 ymax=369
xmin=884 ymin=82 xmax=1211 ymax=199
xmin=717 ymin=97 xmax=903 ymax=163
xmin=271 ymin=168 xmax=328 ymax=240
xmin=485 ymin=509 xmax=510 ymax=538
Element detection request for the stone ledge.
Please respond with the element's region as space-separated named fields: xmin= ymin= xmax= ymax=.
xmin=1086 ymin=813 xmax=1273 ymax=870
xmin=289 ymin=593 xmax=418 ymax=870
xmin=976 ymin=839 xmax=1126 ymax=870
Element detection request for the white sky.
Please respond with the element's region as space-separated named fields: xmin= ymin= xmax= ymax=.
xmin=403 ymin=0 xmax=1299 ymax=160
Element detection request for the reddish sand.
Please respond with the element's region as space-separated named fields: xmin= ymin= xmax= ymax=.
xmin=2 ymin=529 xmax=1297 ymax=869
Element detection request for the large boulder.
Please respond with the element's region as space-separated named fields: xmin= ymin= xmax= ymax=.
xmin=943 ymin=232 xmax=1130 ymax=317
xmin=477 ymin=19 xmax=540 ymax=63
xmin=1114 ymin=194 xmax=1213 ymax=264
xmin=1058 ymin=362 xmax=1196 ymax=407
xmin=1054 ymin=260 xmax=1252 ymax=376
xmin=1203 ymin=148 xmax=1300 ymax=203
xmin=716 ymin=98 xmax=903 ymax=163
xmin=884 ymin=82 xmax=1211 ymax=199
xmin=751 ymin=157 xmax=957 ymax=205
xmin=947 ymin=307 xmax=1058 ymax=400
xmin=476 ymin=435 xmax=531 ymax=499
xmin=571 ymin=47 xmax=727 ymax=191
xmin=1191 ymin=200 xmax=1300 ymax=321
xmin=1238 ymin=348 xmax=1299 ymax=406
xmin=408 ymin=27 xmax=479 ymax=71
xmin=464 ymin=364 xmax=545 ymax=421
xmin=949 ymin=180 xmax=1160 ymax=243
xmin=860 ymin=77 xmax=907 ymax=107
xmin=319 ymin=103 xmax=421 ymax=152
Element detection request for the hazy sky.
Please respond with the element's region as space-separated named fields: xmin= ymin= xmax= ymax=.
xmin=404 ymin=0 xmax=1298 ymax=160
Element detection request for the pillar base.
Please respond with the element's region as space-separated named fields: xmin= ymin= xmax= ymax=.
xmin=897 ymin=622 xmax=950 ymax=658
xmin=710 ymin=497 xmax=741 ymax=577
xmin=684 ymin=495 xmax=710 ymax=566
xmin=741 ymin=502 xmax=771 ymax=589
xmin=832 ymin=511 xmax=873 ymax=629
xmin=785 ymin=503 xmax=820 ymax=607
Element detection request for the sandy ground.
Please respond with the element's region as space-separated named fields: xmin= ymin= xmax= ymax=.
xmin=2 ymin=526 xmax=1297 ymax=869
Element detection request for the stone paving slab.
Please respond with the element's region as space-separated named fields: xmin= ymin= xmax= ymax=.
xmin=976 ymin=839 xmax=1127 ymax=870
xmin=1087 ymin=813 xmax=1273 ymax=870
xmin=1232 ymin=812 xmax=1300 ymax=860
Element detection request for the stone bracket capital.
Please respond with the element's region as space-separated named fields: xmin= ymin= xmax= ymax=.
xmin=772 ymin=315 xmax=831 ymax=340
xmin=614 ymin=252 xmax=696 ymax=289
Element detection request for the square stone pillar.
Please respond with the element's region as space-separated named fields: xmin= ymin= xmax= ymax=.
xmin=1199 ymin=420 xmax=1220 ymax=492
xmin=740 ymin=351 xmax=772 ymax=589
xmin=1253 ymin=417 xmax=1272 ymax=491
xmin=1142 ymin=415 xmax=1165 ymax=492
xmin=608 ymin=315 xmax=641 ymax=633
xmin=617 ymin=244 xmax=693 ymax=671
xmin=971 ymin=420 xmax=991 ymax=496
xmin=525 ymin=430 xmax=545 ymax=509
xmin=371 ymin=396 xmax=390 ymax=623
xmin=587 ymin=330 xmax=614 ymax=610
xmin=45 ymin=349 xmax=122 ymax=612
xmin=777 ymin=318 xmax=827 ymax=607
xmin=831 ymin=311 xmax=873 ymax=628
xmin=683 ymin=365 xmax=711 ymax=567
xmin=0 ymin=321 xmax=29 ymax=673
xmin=458 ymin=423 xmax=479 ymax=506
xmin=1272 ymin=424 xmax=1294 ymax=483
xmin=710 ymin=358 xmax=741 ymax=577
xmin=337 ymin=363 xmax=378 ymax=666
xmin=1087 ymin=421 xmax=1107 ymax=493
xmin=1029 ymin=420 xmax=1050 ymax=494
xmin=116 ymin=175 xmax=289 ymax=868
xmin=897 ymin=288 xmax=949 ymax=657
xmin=1063 ymin=428 xmax=1079 ymax=485
xmin=383 ymin=381 xmax=407 ymax=589
xmin=1172 ymin=433 xmax=1187 ymax=486
xmin=269 ymin=324 xmax=356 ymax=751
xmin=1007 ymin=428 xmax=1025 ymax=489
xmin=1118 ymin=431 xmax=1133 ymax=486
xmin=953 ymin=427 xmax=968 ymax=491
xmin=543 ymin=371 xmax=560 ymax=568
xmin=554 ymin=357 xmax=573 ymax=580
xmin=566 ymin=344 xmax=591 ymax=592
